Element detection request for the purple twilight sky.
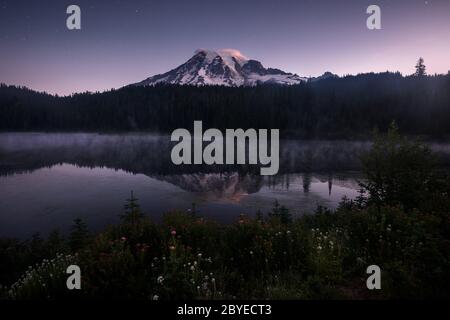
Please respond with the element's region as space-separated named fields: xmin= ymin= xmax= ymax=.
xmin=0 ymin=0 xmax=449 ymax=95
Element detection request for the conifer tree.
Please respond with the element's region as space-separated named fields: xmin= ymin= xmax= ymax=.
xmin=69 ymin=218 xmax=89 ymax=250
xmin=121 ymin=190 xmax=144 ymax=224
xmin=414 ymin=57 xmax=426 ymax=77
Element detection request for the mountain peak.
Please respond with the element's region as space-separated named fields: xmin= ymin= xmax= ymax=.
xmin=195 ymin=48 xmax=248 ymax=60
xmin=309 ymin=71 xmax=339 ymax=82
xmin=217 ymin=49 xmax=249 ymax=64
xmin=134 ymin=49 xmax=307 ymax=87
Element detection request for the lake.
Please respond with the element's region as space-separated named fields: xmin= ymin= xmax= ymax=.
xmin=1 ymin=133 xmax=449 ymax=238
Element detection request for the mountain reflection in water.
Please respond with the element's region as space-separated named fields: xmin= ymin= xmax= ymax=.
xmin=1 ymin=133 xmax=449 ymax=238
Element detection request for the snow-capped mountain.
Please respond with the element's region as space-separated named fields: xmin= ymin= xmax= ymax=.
xmin=134 ymin=49 xmax=308 ymax=87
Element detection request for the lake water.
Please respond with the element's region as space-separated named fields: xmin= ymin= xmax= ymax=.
xmin=1 ymin=133 xmax=449 ymax=238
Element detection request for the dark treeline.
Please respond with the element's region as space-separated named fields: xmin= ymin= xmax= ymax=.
xmin=1 ymin=72 xmax=450 ymax=138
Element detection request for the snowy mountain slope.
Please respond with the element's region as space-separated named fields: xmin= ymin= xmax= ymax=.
xmin=133 ymin=49 xmax=308 ymax=87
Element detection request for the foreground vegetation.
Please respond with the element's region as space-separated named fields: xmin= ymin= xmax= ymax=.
xmin=0 ymin=126 xmax=449 ymax=299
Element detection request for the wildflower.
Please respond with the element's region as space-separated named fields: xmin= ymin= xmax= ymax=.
xmin=157 ymin=276 xmax=164 ymax=284
xmin=197 ymin=253 xmax=202 ymax=258
xmin=169 ymin=246 xmax=175 ymax=251
xmin=171 ymin=229 xmax=177 ymax=236
xmin=120 ymin=236 xmax=127 ymax=241
xmin=190 ymin=266 xmax=195 ymax=271
xmin=249 ymin=250 xmax=254 ymax=255
xmin=317 ymin=245 xmax=322 ymax=251
xmin=152 ymin=295 xmax=159 ymax=300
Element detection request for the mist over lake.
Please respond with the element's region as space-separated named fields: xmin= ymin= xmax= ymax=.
xmin=1 ymin=132 xmax=450 ymax=238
